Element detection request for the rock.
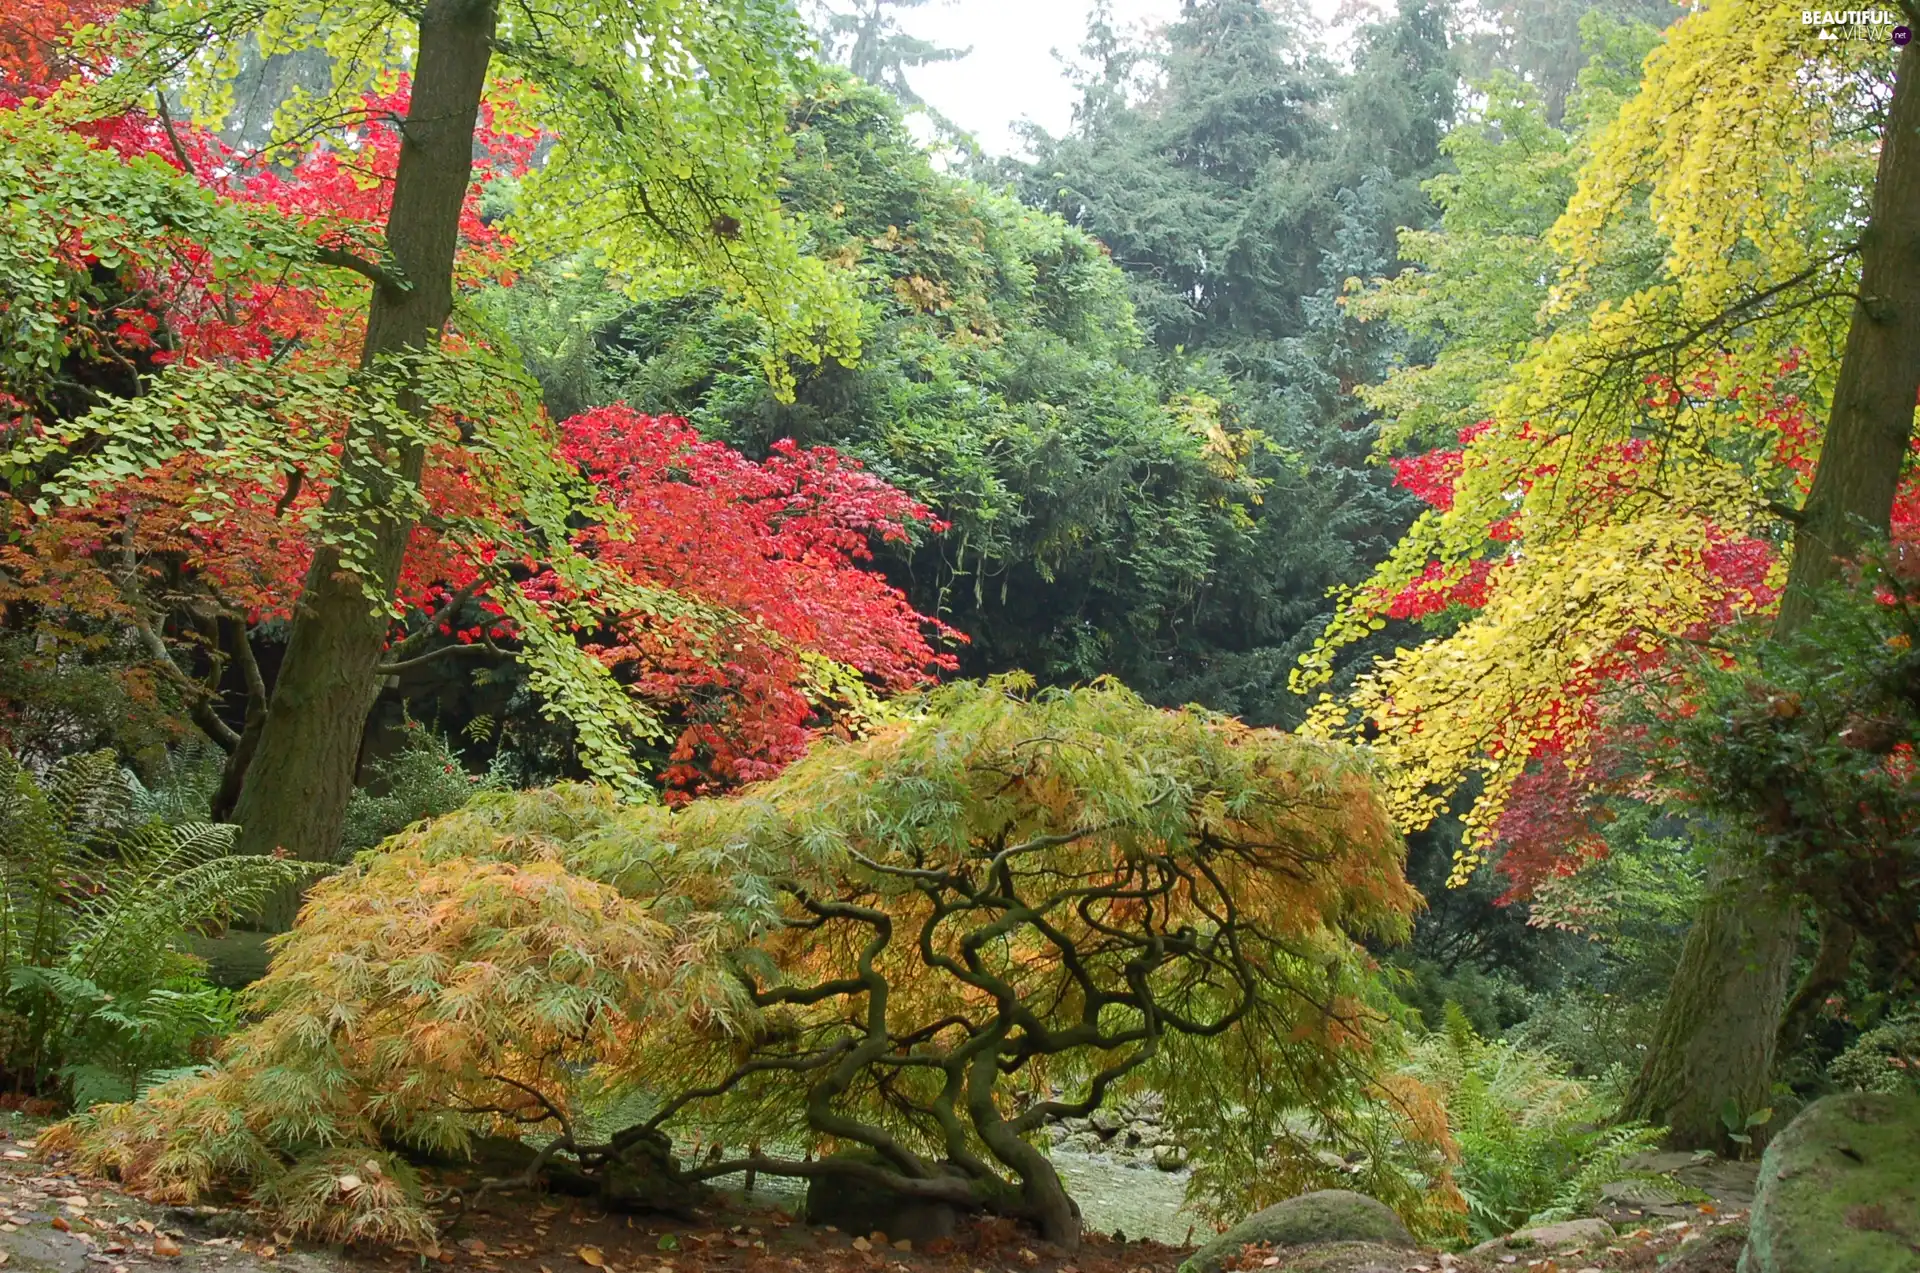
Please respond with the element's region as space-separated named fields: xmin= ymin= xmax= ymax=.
xmin=1665 ymin=1223 xmax=1749 ymax=1273
xmin=1469 ymin=1218 xmax=1616 ymax=1258
xmin=802 ymin=1156 xmax=963 ymax=1246
xmin=1181 ymin=1190 xmax=1415 ymax=1273
xmin=1090 ymin=1109 xmax=1124 ymax=1136
xmin=1741 ymin=1091 xmax=1920 ymax=1273
xmin=1622 ymin=1149 xmax=1716 ymax=1175
xmin=1152 ymin=1145 xmax=1188 ymax=1172
xmin=167 ymin=1206 xmax=253 ymax=1238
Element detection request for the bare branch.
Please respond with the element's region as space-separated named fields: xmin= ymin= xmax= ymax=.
xmin=313 ymin=245 xmax=413 ymax=296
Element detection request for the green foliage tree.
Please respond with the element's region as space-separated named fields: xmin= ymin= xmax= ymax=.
xmin=1457 ymin=0 xmax=1680 ymax=125
xmin=50 ymin=678 xmax=1459 ymax=1248
xmin=501 ymin=73 xmax=1275 ymax=702
xmin=1004 ymin=0 xmax=1462 ymax=721
xmin=809 ymin=0 xmax=969 ymax=119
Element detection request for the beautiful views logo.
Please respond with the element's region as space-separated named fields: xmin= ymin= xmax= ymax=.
xmin=1800 ymin=8 xmax=1911 ymax=40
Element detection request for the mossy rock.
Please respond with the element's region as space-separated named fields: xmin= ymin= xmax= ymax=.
xmin=1181 ymin=1191 xmax=1415 ymax=1273
xmin=1254 ymin=1241 xmax=1429 ymax=1273
xmin=1740 ymin=1091 xmax=1920 ymax=1273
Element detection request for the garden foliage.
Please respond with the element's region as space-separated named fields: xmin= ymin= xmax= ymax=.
xmin=0 ymin=748 xmax=313 ymax=1099
xmin=51 ymin=679 xmax=1459 ymax=1247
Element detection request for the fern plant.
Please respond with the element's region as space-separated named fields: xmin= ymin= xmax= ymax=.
xmin=0 ymin=749 xmax=315 ymax=1100
xmin=1405 ymin=1003 xmax=1664 ymax=1240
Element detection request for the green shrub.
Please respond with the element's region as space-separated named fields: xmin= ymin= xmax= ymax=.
xmin=338 ymin=722 xmax=498 ymax=858
xmin=1828 ymin=1010 xmax=1920 ymax=1095
xmin=1408 ymin=1004 xmax=1663 ymax=1241
xmin=0 ymin=749 xmax=316 ymax=1101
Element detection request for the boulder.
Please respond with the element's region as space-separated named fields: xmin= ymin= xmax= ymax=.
xmin=1740 ymin=1091 xmax=1920 ymax=1273
xmin=1153 ymin=1144 xmax=1189 ymax=1172
xmin=1090 ymin=1108 xmax=1125 ymax=1136
xmin=1469 ymin=1218 xmax=1616 ymax=1259
xmin=802 ymin=1155 xmax=963 ymax=1245
xmin=1181 ymin=1190 xmax=1415 ymax=1273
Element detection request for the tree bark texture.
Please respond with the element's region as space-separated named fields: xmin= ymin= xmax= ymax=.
xmin=1626 ymin=38 xmax=1920 ymax=1147
xmin=229 ymin=0 xmax=497 ymax=925
xmin=1621 ymin=870 xmax=1801 ymax=1149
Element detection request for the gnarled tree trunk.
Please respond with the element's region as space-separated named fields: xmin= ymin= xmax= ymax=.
xmin=228 ymin=0 xmax=497 ymax=926
xmin=1625 ymin=34 xmax=1920 ymax=1148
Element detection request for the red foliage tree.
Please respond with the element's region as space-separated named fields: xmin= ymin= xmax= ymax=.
xmin=1 ymin=8 xmax=958 ymax=800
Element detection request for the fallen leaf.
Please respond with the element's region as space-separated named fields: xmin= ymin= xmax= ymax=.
xmin=337 ymin=1174 xmax=363 ymax=1194
xmin=51 ymin=1216 xmax=71 ymax=1232
xmin=892 ymin=1239 xmax=911 ymax=1252
xmin=850 ymin=1238 xmax=871 ymax=1252
xmin=152 ymin=1234 xmax=180 ymax=1258
xmin=1019 ymin=1249 xmax=1039 ymax=1267
xmin=576 ymin=1246 xmax=606 ymax=1268
xmin=460 ymin=1240 xmax=489 ymax=1256
xmin=63 ymin=1196 xmax=89 ymax=1207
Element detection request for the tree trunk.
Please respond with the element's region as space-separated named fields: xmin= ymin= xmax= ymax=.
xmin=1621 ymin=870 xmax=1800 ymax=1150
xmin=1775 ymin=914 xmax=1856 ymax=1059
xmin=1625 ymin=36 xmax=1920 ymax=1146
xmin=967 ymin=1051 xmax=1081 ymax=1248
xmin=228 ymin=0 xmax=497 ymax=926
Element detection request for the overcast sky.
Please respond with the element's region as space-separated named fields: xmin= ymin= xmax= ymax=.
xmin=892 ymin=0 xmax=1353 ymax=155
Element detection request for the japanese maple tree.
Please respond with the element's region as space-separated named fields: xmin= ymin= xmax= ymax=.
xmin=2 ymin=2 xmax=951 ymax=831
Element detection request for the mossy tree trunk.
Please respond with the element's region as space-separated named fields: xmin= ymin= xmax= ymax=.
xmin=1625 ymin=35 xmax=1920 ymax=1148
xmin=228 ymin=0 xmax=498 ymax=926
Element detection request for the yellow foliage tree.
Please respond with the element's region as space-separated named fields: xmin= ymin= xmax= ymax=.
xmin=1302 ymin=0 xmax=1920 ymax=1147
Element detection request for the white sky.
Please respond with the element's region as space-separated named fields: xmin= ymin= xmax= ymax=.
xmin=893 ymin=0 xmax=1353 ymax=155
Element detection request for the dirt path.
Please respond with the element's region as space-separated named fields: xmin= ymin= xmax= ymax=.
xmin=0 ymin=1116 xmax=1194 ymax=1273
xmin=0 ymin=1113 xmax=1751 ymax=1273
